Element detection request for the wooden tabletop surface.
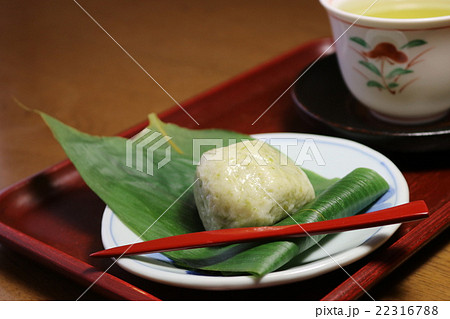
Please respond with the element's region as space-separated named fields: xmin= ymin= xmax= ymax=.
xmin=0 ymin=0 xmax=448 ymax=300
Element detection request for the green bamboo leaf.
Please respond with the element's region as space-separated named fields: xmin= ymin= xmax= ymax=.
xmin=350 ymin=36 xmax=370 ymax=48
xmin=387 ymin=68 xmax=413 ymax=79
xmin=199 ymin=168 xmax=389 ymax=275
xmin=401 ymin=39 xmax=427 ymax=49
xmin=40 ymin=112 xmax=388 ymax=276
xmin=367 ymin=80 xmax=384 ymax=89
xmin=388 ymin=82 xmax=399 ymax=89
xmin=359 ymin=61 xmax=381 ymax=76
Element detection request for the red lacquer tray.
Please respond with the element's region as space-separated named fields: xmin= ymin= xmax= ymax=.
xmin=0 ymin=38 xmax=449 ymax=300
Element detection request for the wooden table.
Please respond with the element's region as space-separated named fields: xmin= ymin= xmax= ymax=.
xmin=0 ymin=0 xmax=448 ymax=300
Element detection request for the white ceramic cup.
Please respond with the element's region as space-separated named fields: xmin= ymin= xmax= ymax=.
xmin=319 ymin=0 xmax=450 ymax=124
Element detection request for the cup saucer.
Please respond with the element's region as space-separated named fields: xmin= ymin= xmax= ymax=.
xmin=291 ymin=54 xmax=450 ymax=153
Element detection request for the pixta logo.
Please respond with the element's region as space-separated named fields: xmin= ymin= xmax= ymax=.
xmin=125 ymin=128 xmax=172 ymax=176
xmin=192 ymin=138 xmax=325 ymax=166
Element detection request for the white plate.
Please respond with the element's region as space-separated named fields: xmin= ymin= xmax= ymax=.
xmin=101 ymin=133 xmax=408 ymax=290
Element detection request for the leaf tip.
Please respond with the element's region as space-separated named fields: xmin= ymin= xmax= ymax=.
xmin=148 ymin=113 xmax=184 ymax=155
xmin=12 ymin=96 xmax=40 ymax=114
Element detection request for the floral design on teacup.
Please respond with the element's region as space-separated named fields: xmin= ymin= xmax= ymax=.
xmin=350 ymin=37 xmax=431 ymax=95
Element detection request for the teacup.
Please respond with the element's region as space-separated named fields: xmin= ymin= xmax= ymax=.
xmin=319 ymin=0 xmax=450 ymax=124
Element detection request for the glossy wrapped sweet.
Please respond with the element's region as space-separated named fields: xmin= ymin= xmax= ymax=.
xmin=194 ymin=140 xmax=315 ymax=231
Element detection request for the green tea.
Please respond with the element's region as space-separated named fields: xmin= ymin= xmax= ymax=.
xmin=338 ymin=0 xmax=450 ymax=19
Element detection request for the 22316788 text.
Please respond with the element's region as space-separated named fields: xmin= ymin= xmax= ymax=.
xmin=315 ymin=305 xmax=440 ymax=318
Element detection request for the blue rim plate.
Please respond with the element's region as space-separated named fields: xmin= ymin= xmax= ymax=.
xmin=101 ymin=133 xmax=408 ymax=290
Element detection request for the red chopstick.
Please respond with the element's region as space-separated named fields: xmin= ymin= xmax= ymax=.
xmin=90 ymin=200 xmax=428 ymax=258
xmin=322 ymin=200 xmax=449 ymax=301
